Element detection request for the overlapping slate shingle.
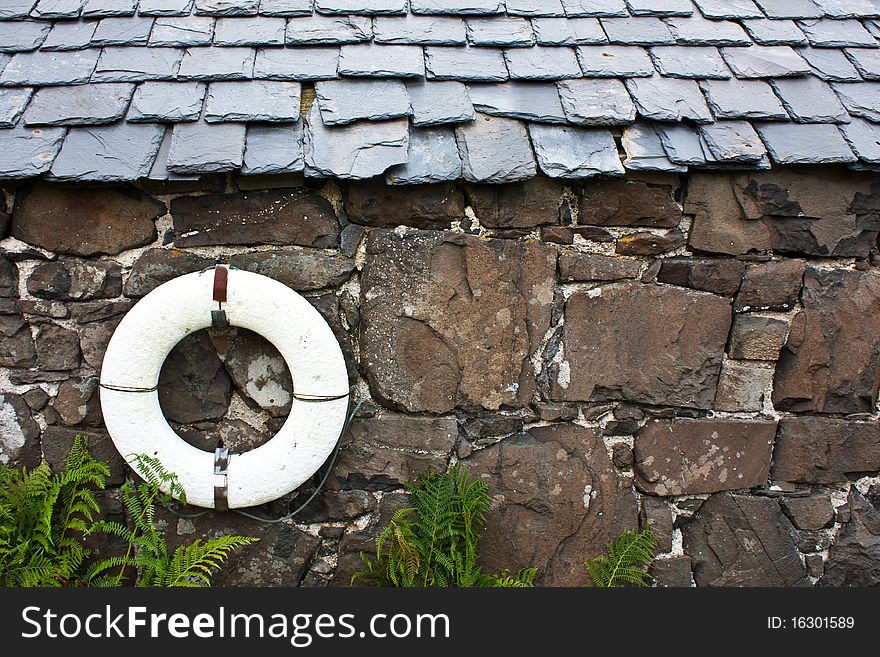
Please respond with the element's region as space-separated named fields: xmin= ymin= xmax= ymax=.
xmin=504 ymin=46 xmax=581 ymax=80
xmin=557 ymin=78 xmax=636 ymax=124
xmin=692 ymin=0 xmax=763 ymax=20
xmin=259 ymin=0 xmax=312 ymax=17
xmin=91 ymin=16 xmax=154 ymax=45
xmin=82 ymin=0 xmax=137 ymax=18
xmin=832 ymin=81 xmax=880 ymax=121
xmin=214 ymin=17 xmax=286 ymax=45
xmin=797 ymin=19 xmax=879 ymax=48
xmin=385 ymin=126 xmax=461 ymax=184
xmin=700 ymin=78 xmax=788 ymax=119
xmin=127 ymin=81 xmax=206 ymax=121
xmin=138 ymin=0 xmax=194 ymax=16
xmin=468 ymin=82 xmax=567 ymax=123
xmin=242 ymin=122 xmax=304 ymax=174
xmin=467 ymin=17 xmax=534 ymax=47
xmin=177 ymin=46 xmax=255 ymax=80
xmin=425 ymin=45 xmax=508 ymax=81
xmin=601 ymin=17 xmax=675 ymax=45
xmin=626 ymin=0 xmax=693 ymax=17
xmin=338 ymin=43 xmax=425 ymax=76
xmin=455 ymin=114 xmax=536 ymax=182
xmin=741 ymin=20 xmax=809 ymax=46
xmin=655 ymin=122 xmax=706 ymax=165
xmin=24 ymin=82 xmax=134 ymax=125
xmin=373 ymin=15 xmax=466 ymax=44
xmin=315 ymin=0 xmax=407 ymax=15
xmin=149 ymin=16 xmax=214 ymax=46
xmin=622 ymin=121 xmax=687 ymax=171
xmin=49 ymin=122 xmax=164 ymax=180
xmin=0 ymin=125 xmax=66 ymax=177
xmin=531 ymin=17 xmax=605 ymax=45
xmin=650 ymin=46 xmax=731 ymax=78
xmin=576 ymin=45 xmax=654 ymax=76
xmin=1 ymin=50 xmax=100 ymax=85
xmin=528 ymin=124 xmax=624 ymax=177
xmin=93 ymin=46 xmax=181 ymax=81
xmin=405 ymin=79 xmax=475 ymax=125
xmin=286 ymin=15 xmax=371 ymax=43
xmin=41 ymin=20 xmax=99 ymax=50
xmin=770 ymin=76 xmax=851 ymax=123
xmin=0 ymin=20 xmax=51 ymax=52
xmin=505 ymin=0 xmax=565 ymax=17
xmin=316 ymin=78 xmax=410 ymax=124
xmin=665 ymin=15 xmax=751 ymax=46
xmin=194 ymin=0 xmax=258 ymax=17
xmin=0 ymin=1 xmax=40 ymax=20
xmin=0 ymin=88 xmax=33 ymax=127
xmin=754 ymin=122 xmax=856 ymax=164
xmin=839 ymin=118 xmax=880 ymax=163
xmin=798 ymin=47 xmax=862 ymax=81
xmin=752 ymin=0 xmax=823 ymax=20
xmin=625 ymin=77 xmax=714 ymax=123
xmin=721 ymin=45 xmax=813 ymax=77
xmin=410 ymin=0 xmax=504 ymax=15
xmin=700 ymin=121 xmax=766 ymax=162
xmin=205 ymin=80 xmax=301 ymax=122
xmin=254 ymin=47 xmax=340 ymax=80
xmin=560 ymin=0 xmax=628 ymax=18
xmin=168 ymin=119 xmax=246 ymax=172
xmin=847 ymin=48 xmax=880 ymax=80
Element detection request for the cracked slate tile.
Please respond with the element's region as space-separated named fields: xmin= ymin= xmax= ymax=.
xmin=82 ymin=0 xmax=136 ymax=16
xmin=797 ymin=19 xmax=879 ymax=48
xmin=741 ymin=19 xmax=809 ymax=46
xmin=1 ymin=50 xmax=100 ymax=85
xmin=41 ymin=20 xmax=99 ymax=51
xmin=721 ymin=46 xmax=813 ymax=78
xmin=92 ymin=46 xmax=181 ymax=81
xmin=0 ymin=20 xmax=51 ymax=52
xmin=576 ymin=45 xmax=654 ymax=77
xmin=425 ymin=46 xmax=508 ymax=81
xmin=691 ymin=0 xmax=763 ymax=19
xmin=286 ymin=15 xmax=372 ymax=44
xmin=205 ymin=80 xmax=301 ymax=122
xmin=832 ymin=81 xmax=880 ymax=121
xmin=505 ymin=0 xmax=565 ymax=17
xmin=454 ymin=113 xmax=536 ymax=182
xmin=177 ymin=47 xmax=255 ymax=80
xmin=504 ymin=46 xmax=581 ymax=80
xmin=466 ymin=17 xmax=535 ymax=46
xmin=91 ymin=16 xmax=155 ymax=46
xmin=0 ymin=87 xmax=33 ymax=127
xmin=149 ymin=16 xmax=214 ymax=46
xmin=798 ymin=47 xmax=862 ymax=81
xmin=386 ymin=125 xmax=461 ymax=184
xmin=468 ymin=82 xmax=566 ymax=123
xmin=242 ymin=122 xmax=304 ymax=175
xmin=531 ymin=18 xmax=606 ymax=45
xmin=0 ymin=1 xmax=39 ymax=19
xmin=373 ymin=15 xmax=466 ymax=44
xmin=23 ymin=82 xmax=134 ymax=125
xmin=655 ymin=122 xmax=707 ymax=165
xmin=49 ymin=122 xmax=164 ymax=180
xmin=194 ymin=0 xmax=258 ymax=16
xmin=0 ymin=125 xmax=66 ymax=178
xmin=770 ymin=76 xmax=851 ymax=123
xmin=127 ymin=81 xmax=206 ymax=121
xmin=405 ymin=79 xmax=475 ymax=125
xmin=338 ymin=44 xmax=425 ymax=77
xmin=168 ymin=120 xmax=246 ymax=172
xmin=258 ymin=0 xmax=312 ymax=16
xmin=846 ymin=48 xmax=880 ymax=80
xmin=557 ymin=78 xmax=636 ymax=124
xmin=410 ymin=0 xmax=504 ymax=14
xmin=752 ymin=0 xmax=823 ymax=20
xmin=316 ymin=78 xmax=410 ymax=125
xmin=254 ymin=47 xmax=340 ymax=80
xmin=665 ymin=15 xmax=751 ymax=46
xmin=600 ymin=17 xmax=676 ymax=45
xmin=316 ymin=0 xmax=407 ymax=14
xmin=214 ymin=17 xmax=286 ymax=45
xmin=528 ymin=123 xmax=624 ymax=177
xmin=650 ymin=46 xmax=731 ymax=79
xmin=621 ymin=121 xmax=687 ymax=171
xmin=839 ymin=117 xmax=880 ymax=163
xmin=303 ymin=103 xmax=409 ymax=179
xmin=624 ymin=77 xmax=713 ymax=122
xmin=137 ymin=0 xmax=194 ymax=15
xmin=625 ymin=0 xmax=693 ymax=16
xmin=699 ymin=120 xmax=765 ymax=161
xmin=32 ymin=0 xmax=85 ymax=18
xmin=699 ymin=78 xmax=787 ymax=119
xmin=754 ymin=122 xmax=857 ymax=164
xmin=559 ymin=0 xmax=628 ymax=17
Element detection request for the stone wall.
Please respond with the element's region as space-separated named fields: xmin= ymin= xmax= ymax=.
xmin=1 ymin=166 xmax=879 ymax=587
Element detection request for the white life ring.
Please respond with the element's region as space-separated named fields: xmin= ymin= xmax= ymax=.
xmin=99 ymin=266 xmax=350 ymax=509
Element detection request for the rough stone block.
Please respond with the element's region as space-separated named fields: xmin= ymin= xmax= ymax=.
xmin=580 ymin=180 xmax=681 ymax=227
xmin=727 ymin=314 xmax=789 ymax=360
xmin=559 ymin=253 xmax=640 ymax=281
xmin=656 ymin=257 xmax=745 ymax=296
xmin=465 ymin=177 xmax=562 ymax=228
xmin=735 ymin=259 xmax=805 ymax=312
xmin=713 ymin=360 xmax=772 ymax=412
xmin=0 ymin=393 xmax=40 ymax=468
xmin=343 ymin=179 xmax=465 ymax=229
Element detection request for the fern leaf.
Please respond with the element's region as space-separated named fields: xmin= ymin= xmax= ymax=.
xmin=585 ymin=527 xmax=658 ymax=588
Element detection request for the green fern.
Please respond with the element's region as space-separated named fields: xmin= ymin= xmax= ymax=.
xmin=585 ymin=527 xmax=658 ymax=588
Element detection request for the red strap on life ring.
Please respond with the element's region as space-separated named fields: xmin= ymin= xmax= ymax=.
xmin=213 ymin=265 xmax=228 ymax=303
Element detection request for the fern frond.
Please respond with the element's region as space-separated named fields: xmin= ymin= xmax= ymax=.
xmin=585 ymin=527 xmax=658 ymax=588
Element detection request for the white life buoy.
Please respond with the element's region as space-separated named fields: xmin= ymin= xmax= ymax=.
xmin=99 ymin=266 xmax=350 ymax=509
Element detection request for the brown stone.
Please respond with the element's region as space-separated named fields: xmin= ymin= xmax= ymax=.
xmin=361 ymin=230 xmax=555 ymax=413
xmin=34 ymin=322 xmax=80 ymax=370
xmin=171 ymin=188 xmax=339 ymax=248
xmin=23 ymin=387 xmax=49 ymax=411
xmin=580 ymin=180 xmax=681 ymax=228
xmin=17 ymin=299 xmax=68 ymax=318
xmin=634 ymin=418 xmax=776 ymax=496
xmin=42 ymin=426 xmax=125 ymax=485
xmin=11 ymin=182 xmax=163 ymax=256
xmin=0 ymin=392 xmax=40 ymax=468
xmin=651 ymin=557 xmax=694 ymax=587
xmin=335 ymin=492 xmax=410 ymax=585
xmin=69 ymin=300 xmax=132 ymax=324
xmin=465 ymin=178 xmax=563 ymax=228
xmin=0 ymin=255 xmax=16 ymax=298
xmin=158 ymin=330 xmax=232 ymax=424
xmin=805 ymin=554 xmax=825 ymax=578
xmin=124 ymin=248 xmax=214 ymax=298
xmin=558 ymin=252 xmax=641 ymax=281
xmin=656 ymin=257 xmax=745 ymax=297
xmin=551 ymin=283 xmax=731 ymax=409
xmin=135 ymin=174 xmax=225 ymax=196
xmin=27 ymin=259 xmax=122 ymax=302
xmin=727 ymin=314 xmax=789 ymax=360
xmin=820 ymin=488 xmax=880 ymax=587
xmin=770 ymin=417 xmax=880 ymax=484
xmin=773 ymin=268 xmax=880 ymax=414
xmin=0 ymin=313 xmax=36 ymax=367
xmin=682 ymin=493 xmax=807 ymax=586
xmin=463 ymin=424 xmax=638 ymax=586
xmin=781 ymin=494 xmax=835 ymax=531
xmin=79 ymin=316 xmax=122 ymax=370
xmin=616 ymin=229 xmax=685 ymax=255
xmin=51 ymin=378 xmax=103 ymax=427
xmin=533 ymin=401 xmax=578 ymax=422
xmin=229 ymin=248 xmax=355 ymax=291
xmin=292 ymin=490 xmax=377 ymax=524
xmin=344 ymin=179 xmax=465 ymax=229
xmin=735 ymin=259 xmax=805 ymax=312
xmin=713 ymin=360 xmax=772 ymax=412
xmin=612 ymin=443 xmax=634 ymax=468
xmin=640 ymin=497 xmax=673 ymax=552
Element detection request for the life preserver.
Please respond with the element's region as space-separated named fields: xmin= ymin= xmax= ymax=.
xmin=99 ymin=266 xmax=350 ymax=509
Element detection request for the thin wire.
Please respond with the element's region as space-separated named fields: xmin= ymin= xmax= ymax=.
xmin=99 ymin=383 xmax=159 ymax=393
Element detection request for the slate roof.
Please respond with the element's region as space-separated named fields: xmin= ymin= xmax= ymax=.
xmin=0 ymin=0 xmax=879 ymax=183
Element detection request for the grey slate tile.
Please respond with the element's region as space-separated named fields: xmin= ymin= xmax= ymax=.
xmin=0 ymin=20 xmax=51 ymax=52
xmin=600 ymin=17 xmax=675 ymax=45
xmin=528 ymin=123 xmax=624 ymax=177
xmin=741 ymin=19 xmax=809 ymax=46
xmin=127 ymin=81 xmax=206 ymax=121
xmin=531 ymin=18 xmax=606 ymax=45
xmin=650 ymin=46 xmax=731 ymax=79
xmin=410 ymin=0 xmax=504 ymax=14
xmin=0 ymin=87 xmax=32 ymax=127
xmin=832 ymin=81 xmax=880 ymax=121
xmin=82 ymin=0 xmax=136 ymax=17
xmin=92 ymin=16 xmax=155 ymax=46
xmin=93 ymin=46 xmax=181 ymax=81
xmin=454 ymin=113 xmax=536 ymax=182
xmin=1 ymin=50 xmax=100 ymax=85
xmin=32 ymin=0 xmax=85 ymax=18
xmin=557 ymin=77 xmax=635 ymax=124
xmin=576 ymin=45 xmax=654 ymax=76
xmin=286 ymin=15 xmax=372 ymax=44
xmin=316 ymin=78 xmax=410 ymax=124
xmin=798 ymin=47 xmax=861 ymax=81
xmin=315 ymin=0 xmax=407 ymax=14
xmin=425 ymin=45 xmax=508 ymax=81
xmin=338 ymin=44 xmax=425 ymax=77
xmin=254 ymin=47 xmax=340 ymax=80
xmin=23 ymin=82 xmax=134 ymax=125
xmin=405 ymin=79 xmax=475 ymax=125
xmin=373 ymin=15 xmax=466 ymax=44
xmin=242 ymin=122 xmax=304 ymax=175
xmin=258 ymin=0 xmax=312 ymax=16
xmin=812 ymin=0 xmax=880 ymax=17
xmin=303 ymin=103 xmax=409 ymax=179
xmin=468 ymin=81 xmax=567 ymax=122
xmin=839 ymin=117 xmax=880 ymax=163
xmin=624 ymin=76 xmax=714 ymax=122
xmin=721 ymin=45 xmax=813 ymax=77
xmin=49 ymin=122 xmax=164 ymax=180
xmin=194 ymin=0 xmax=258 ymax=16
xmin=846 ymin=48 xmax=880 ymax=80
xmin=755 ymin=122 xmax=856 ymax=164
xmin=625 ymin=0 xmax=693 ymax=16
xmin=214 ymin=17 xmax=286 ymax=45
xmin=665 ymin=15 xmax=751 ymax=46
xmin=867 ymin=20 xmax=880 ymax=39
xmin=149 ymin=16 xmax=214 ymax=46
xmin=655 ymin=122 xmax=707 ymax=164
xmin=752 ymin=0 xmax=822 ymax=20
xmin=177 ymin=46 xmax=255 ymax=80
xmin=699 ymin=78 xmax=787 ymax=119
xmin=0 ymin=54 xmax=10 ymax=74
xmin=466 ymin=17 xmax=535 ymax=46
xmin=137 ymin=0 xmax=193 ymax=15
xmin=168 ymin=119 xmax=246 ymax=172
xmin=0 ymin=1 xmax=38 ymax=19
xmin=386 ymin=125 xmax=461 ymax=184
xmin=505 ymin=0 xmax=565 ymax=17
xmin=621 ymin=121 xmax=687 ymax=171
xmin=797 ymin=19 xmax=879 ymax=48
xmin=769 ymin=76 xmax=851 ymax=123
xmin=0 ymin=125 xmax=66 ymax=178
xmin=504 ymin=46 xmax=581 ymax=79
xmin=205 ymin=80 xmax=301 ymax=121
xmin=691 ymin=0 xmax=763 ymax=19
xmin=147 ymin=126 xmax=199 ymax=179
xmin=41 ymin=20 xmax=99 ymax=51
xmin=559 ymin=0 xmax=628 ymax=17
xmin=699 ymin=120 xmax=765 ymax=161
